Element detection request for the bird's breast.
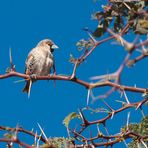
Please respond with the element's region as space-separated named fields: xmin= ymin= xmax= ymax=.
xmin=40 ymin=53 xmax=53 ymax=76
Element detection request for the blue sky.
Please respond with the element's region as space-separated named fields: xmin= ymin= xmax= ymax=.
xmin=0 ymin=0 xmax=147 ymax=147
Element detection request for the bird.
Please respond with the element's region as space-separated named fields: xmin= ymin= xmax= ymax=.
xmin=22 ymin=39 xmax=59 ymax=97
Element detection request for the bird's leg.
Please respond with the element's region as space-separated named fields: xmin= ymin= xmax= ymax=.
xmin=47 ymin=64 xmax=57 ymax=86
xmin=53 ymin=63 xmax=56 ymax=86
xmin=47 ymin=63 xmax=56 ymax=77
xmin=53 ymin=63 xmax=56 ymax=75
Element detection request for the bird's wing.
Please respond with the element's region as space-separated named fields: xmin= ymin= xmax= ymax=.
xmin=25 ymin=52 xmax=37 ymax=75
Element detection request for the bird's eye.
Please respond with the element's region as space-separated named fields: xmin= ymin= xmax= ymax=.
xmin=47 ymin=42 xmax=51 ymax=46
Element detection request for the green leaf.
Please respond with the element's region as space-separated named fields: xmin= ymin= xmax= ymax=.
xmin=63 ymin=112 xmax=80 ymax=128
xmin=121 ymin=116 xmax=148 ymax=148
xmin=134 ymin=20 xmax=148 ymax=34
xmin=4 ymin=133 xmax=14 ymax=139
xmin=69 ymin=54 xmax=77 ymax=64
xmin=93 ymin=19 xmax=110 ymax=37
xmin=6 ymin=67 xmax=11 ymax=73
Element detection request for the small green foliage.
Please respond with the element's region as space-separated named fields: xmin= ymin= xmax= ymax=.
xmin=40 ymin=137 xmax=74 ymax=148
xmin=5 ymin=127 xmax=12 ymax=131
xmin=134 ymin=20 xmax=148 ymax=34
xmin=69 ymin=54 xmax=77 ymax=64
xmin=63 ymin=112 xmax=80 ymax=128
xmin=127 ymin=60 xmax=135 ymax=67
xmin=4 ymin=127 xmax=17 ymax=139
xmin=4 ymin=133 xmax=14 ymax=139
xmin=93 ymin=1 xmax=148 ymax=37
xmin=121 ymin=116 xmax=148 ymax=148
xmin=93 ymin=12 xmax=111 ymax=37
xmin=6 ymin=67 xmax=11 ymax=73
xmin=76 ymin=39 xmax=93 ymax=51
xmin=114 ymin=16 xmax=124 ymax=32
xmin=76 ymin=39 xmax=87 ymax=51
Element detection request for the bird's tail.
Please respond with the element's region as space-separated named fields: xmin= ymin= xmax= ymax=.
xmin=22 ymin=80 xmax=32 ymax=98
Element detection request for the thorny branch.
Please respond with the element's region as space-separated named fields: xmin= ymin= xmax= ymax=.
xmin=0 ymin=126 xmax=46 ymax=143
xmin=71 ymin=129 xmax=148 ymax=147
xmin=0 ymin=71 xmax=147 ymax=94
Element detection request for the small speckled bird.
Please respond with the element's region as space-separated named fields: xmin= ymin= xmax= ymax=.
xmin=22 ymin=39 xmax=58 ymax=97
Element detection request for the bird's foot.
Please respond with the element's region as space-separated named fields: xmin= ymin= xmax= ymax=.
xmin=48 ymin=74 xmax=51 ymax=77
xmin=48 ymin=72 xmax=56 ymax=77
xmin=52 ymin=70 xmax=57 ymax=76
xmin=30 ymin=74 xmax=37 ymax=80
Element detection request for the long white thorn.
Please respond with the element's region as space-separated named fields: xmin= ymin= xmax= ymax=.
xmin=123 ymin=91 xmax=130 ymax=104
xmin=87 ymin=89 xmax=91 ymax=106
xmin=37 ymin=123 xmax=50 ymax=145
xmin=126 ymin=112 xmax=130 ymax=130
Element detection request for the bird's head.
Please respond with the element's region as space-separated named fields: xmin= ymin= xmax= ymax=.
xmin=37 ymin=39 xmax=59 ymax=52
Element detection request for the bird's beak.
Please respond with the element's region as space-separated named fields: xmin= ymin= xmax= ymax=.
xmin=51 ymin=44 xmax=59 ymax=49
